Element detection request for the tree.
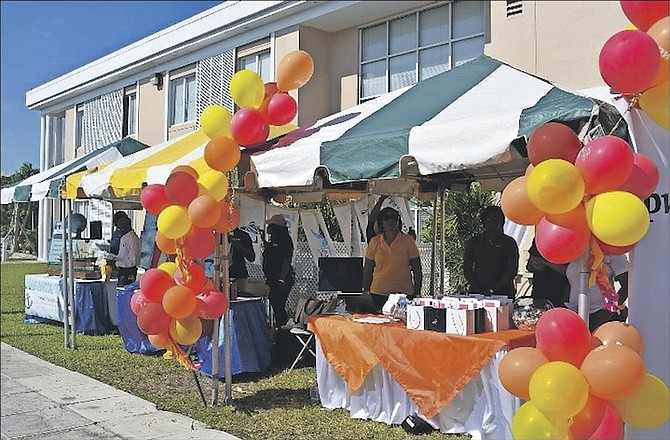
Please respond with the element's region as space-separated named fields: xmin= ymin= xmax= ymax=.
xmin=1 ymin=162 xmax=39 ymax=254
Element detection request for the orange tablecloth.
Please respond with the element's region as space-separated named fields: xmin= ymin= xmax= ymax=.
xmin=308 ymin=314 xmax=535 ymax=419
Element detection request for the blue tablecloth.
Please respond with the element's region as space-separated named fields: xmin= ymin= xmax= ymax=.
xmin=24 ymin=274 xmax=115 ymax=335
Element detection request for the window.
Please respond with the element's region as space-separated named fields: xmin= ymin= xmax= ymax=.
xmin=75 ymin=105 xmax=84 ymax=148
xmin=237 ymin=39 xmax=272 ymax=82
xmin=169 ymin=72 xmax=196 ymax=126
xmin=122 ymin=87 xmax=137 ymax=136
xmin=360 ymin=2 xmax=486 ymax=101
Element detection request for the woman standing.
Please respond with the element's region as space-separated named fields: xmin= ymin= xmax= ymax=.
xmin=262 ymin=214 xmax=295 ymax=328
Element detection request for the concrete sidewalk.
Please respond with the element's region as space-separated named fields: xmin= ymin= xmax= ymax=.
xmin=1 ymin=342 xmax=240 ymax=440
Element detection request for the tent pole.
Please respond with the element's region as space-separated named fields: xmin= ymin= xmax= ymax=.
xmin=61 ymin=197 xmax=70 ymax=349
xmin=577 ymin=243 xmax=591 ymax=326
xmin=222 ymin=232 xmax=232 ymax=405
xmin=66 ymin=198 xmax=77 ymax=349
xmin=430 ymin=190 xmax=438 ymax=296
xmin=210 ymin=233 xmax=221 ymax=406
xmin=440 ymin=187 xmax=447 ymax=295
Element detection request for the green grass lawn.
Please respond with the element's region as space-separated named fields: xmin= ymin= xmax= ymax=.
xmin=1 ymin=262 xmax=470 ymax=439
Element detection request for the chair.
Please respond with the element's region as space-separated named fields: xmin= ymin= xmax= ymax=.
xmin=288 ymin=327 xmax=316 ymax=372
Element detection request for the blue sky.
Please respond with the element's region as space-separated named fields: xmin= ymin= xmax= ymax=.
xmin=0 ymin=1 xmax=221 ymax=176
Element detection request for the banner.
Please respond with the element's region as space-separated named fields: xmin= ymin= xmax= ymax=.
xmin=238 ymin=194 xmax=265 ymax=264
xmin=332 ymin=203 xmax=352 ymax=251
xmin=353 ymin=195 xmax=415 ymax=236
xmin=300 ymin=210 xmax=335 ymax=265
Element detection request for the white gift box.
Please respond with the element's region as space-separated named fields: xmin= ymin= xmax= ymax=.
xmin=406 ymin=304 xmax=425 ymax=330
xmin=446 ymin=308 xmax=475 ymax=335
xmin=483 ymin=300 xmax=511 ymax=332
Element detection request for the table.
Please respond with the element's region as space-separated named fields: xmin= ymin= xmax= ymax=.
xmin=24 ymin=274 xmax=117 ymax=335
xmin=309 ymin=315 xmax=535 ymax=439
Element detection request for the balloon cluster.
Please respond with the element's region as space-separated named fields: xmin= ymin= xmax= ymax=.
xmin=599 ymin=1 xmax=669 ymax=130
xmin=500 ymin=309 xmax=669 ymax=439
xmin=133 ymin=50 xmax=314 ymax=367
xmin=502 ymin=122 xmax=658 ymax=272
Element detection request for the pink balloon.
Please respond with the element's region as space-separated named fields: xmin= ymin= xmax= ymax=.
xmin=588 ymin=403 xmax=624 ymax=440
xmin=174 ymin=262 xmax=207 ymax=293
xmin=264 ymin=82 xmax=279 ymax=98
xmin=527 ymin=122 xmax=583 ymax=166
xmin=139 ymin=268 xmax=176 ymax=302
xmin=230 ymin=108 xmax=268 ymax=146
xmin=165 ymin=172 xmax=199 ymax=207
xmin=196 ymin=290 xmax=229 ymax=320
xmin=575 ymin=136 xmax=634 ymax=195
xmin=616 ymin=153 xmax=660 ymax=200
xmin=136 ymin=302 xmax=171 ymax=336
xmin=130 ymin=289 xmax=151 ymax=316
xmin=535 ymin=308 xmax=592 ymax=368
xmin=598 ymin=30 xmax=661 ymax=94
xmin=535 ymin=217 xmax=590 ymax=264
xmin=620 ymin=0 xmax=670 ymax=32
xmin=140 ymin=184 xmax=171 ymax=215
xmin=182 ymin=226 xmax=216 ymax=259
xmin=266 ymin=93 xmax=298 ymax=126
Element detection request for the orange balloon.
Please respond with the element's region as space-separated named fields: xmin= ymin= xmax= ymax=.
xmin=647 ymin=17 xmax=669 ymax=88
xmin=276 ymin=50 xmax=314 ymax=92
xmin=169 ymin=314 xmax=202 ymax=346
xmin=156 ymin=231 xmax=177 ymax=254
xmin=204 ymin=136 xmax=241 ymax=172
xmin=170 ymin=165 xmax=199 ymax=180
xmin=214 ymin=200 xmax=241 ymax=233
xmin=570 ymin=394 xmax=608 ymax=440
xmin=545 ymin=202 xmax=587 ymax=229
xmin=188 ymin=195 xmax=222 ymax=228
xmin=162 ymin=285 xmax=197 ymax=319
xmin=498 ymin=347 xmax=549 ymax=400
xmin=592 ymin=321 xmax=644 ymax=355
xmin=525 ymin=163 xmax=534 ymax=176
xmin=148 ymin=333 xmax=170 ymax=350
xmin=580 ymin=344 xmax=646 ymax=400
xmin=501 ymin=176 xmax=545 ymax=225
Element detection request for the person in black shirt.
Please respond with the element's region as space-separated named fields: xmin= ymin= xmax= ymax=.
xmin=228 ymin=227 xmax=255 ymax=293
xmin=262 ymin=214 xmax=295 ymax=327
xmin=526 ymin=239 xmax=569 ymax=308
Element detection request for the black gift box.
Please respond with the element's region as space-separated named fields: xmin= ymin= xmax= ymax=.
xmin=423 ymin=307 xmax=446 ymax=332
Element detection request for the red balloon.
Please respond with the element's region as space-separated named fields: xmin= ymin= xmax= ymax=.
xmin=595 ymin=238 xmax=635 ymax=256
xmin=139 ymin=268 xmax=175 ymax=302
xmin=616 ymin=152 xmax=660 ymax=200
xmin=136 ymin=302 xmax=171 ymax=335
xmin=140 ymin=184 xmax=171 ymax=215
xmin=266 ymin=93 xmax=297 ymax=126
xmin=535 ymin=217 xmax=590 ymax=264
xmin=598 ymin=30 xmax=661 ymax=94
xmin=571 ymin=394 xmax=607 ymax=440
xmin=574 ymin=136 xmax=635 ymax=195
xmin=230 ymin=108 xmax=268 ymax=146
xmin=264 ymin=82 xmax=279 ymax=98
xmin=527 ymin=122 xmax=582 ymax=166
xmin=130 ymin=289 xmax=152 ymax=315
xmin=588 ymin=403 xmax=624 ymax=440
xmin=165 ymin=171 xmax=199 ymax=207
xmin=174 ymin=262 xmax=207 ymax=293
xmin=535 ymin=308 xmax=591 ymax=368
xmin=196 ymin=290 xmax=229 ymax=320
xmin=620 ymin=0 xmax=670 ymax=32
xmin=182 ymin=226 xmax=216 ymax=259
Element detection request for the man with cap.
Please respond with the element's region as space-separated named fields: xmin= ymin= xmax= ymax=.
xmin=262 ymin=214 xmax=295 ymax=328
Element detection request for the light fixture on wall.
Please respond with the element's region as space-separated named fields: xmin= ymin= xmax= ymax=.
xmin=150 ymin=72 xmax=163 ymax=88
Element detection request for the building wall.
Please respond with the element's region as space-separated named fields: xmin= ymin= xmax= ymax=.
xmin=330 ymin=27 xmax=360 ymax=112
xmin=298 ymin=25 xmax=333 ymax=128
xmin=137 ymin=77 xmax=167 ymax=146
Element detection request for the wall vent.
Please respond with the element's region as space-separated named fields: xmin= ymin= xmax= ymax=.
xmin=506 ymin=1 xmax=523 ymax=18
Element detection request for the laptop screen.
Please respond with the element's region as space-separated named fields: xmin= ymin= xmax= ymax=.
xmin=318 ymin=257 xmax=364 ymax=293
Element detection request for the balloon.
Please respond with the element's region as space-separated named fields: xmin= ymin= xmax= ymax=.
xmin=511 ymin=401 xmax=561 ymax=440
xmin=617 ymin=152 xmax=660 ymax=199
xmin=580 ymin=344 xmax=646 ymax=400
xmin=501 ymin=176 xmax=545 ymax=225
xmin=139 ymin=268 xmax=175 ymax=302
xmin=620 ymin=0 xmax=670 ymax=32
xmin=593 ymin=321 xmax=644 ymax=354
xmin=585 ymin=191 xmax=650 ymax=246
xmin=498 ymin=347 xmax=548 ymax=400
xmin=535 ymin=308 xmax=591 ymax=367
xmin=140 ymin=184 xmax=171 ymax=215
xmin=525 ymin=163 xmax=534 ymax=176
xmin=200 ymin=278 xmax=215 ymax=294
xmin=277 ymin=50 xmax=314 ymax=92
xmin=169 ymin=314 xmax=202 ymax=346
xmin=229 ymin=70 xmax=265 ymax=108
xmin=638 ymin=81 xmax=670 ymax=130
xmin=595 ymin=237 xmax=635 ymax=256
xmin=182 ymin=226 xmax=216 ymax=259
xmin=230 ymin=108 xmax=268 ymax=146
xmin=130 ymin=290 xmax=151 ymax=315
xmin=174 ymin=262 xmax=207 ymax=293
xmin=148 ymin=333 xmax=170 ymax=350
xmin=265 ymin=93 xmax=298 ymax=126
xmin=545 ymin=202 xmax=586 ymax=229
xmin=213 ymin=200 xmax=241 ymax=233
xmin=570 ymin=394 xmax=607 ymax=440
xmin=612 ymin=373 xmax=670 ymax=428
xmin=647 ymin=17 xmax=670 ymax=88
xmin=196 ymin=290 xmax=229 ymax=320
xmin=156 ymin=231 xmax=177 ymax=254
xmin=535 ymin=216 xmax=590 ymax=264
xmin=165 ymin=171 xmax=199 ymax=207
xmin=188 ymin=195 xmax=222 ymax=228
xmin=200 ymin=104 xmax=232 ymax=139
xmin=204 ymin=136 xmax=241 ymax=172
xmin=529 ymin=361 xmax=589 ymax=421
xmin=136 ymin=302 xmax=171 ymax=335
xmin=598 ymin=30 xmax=660 ymax=94
xmin=574 ymin=136 xmax=635 ymax=195
xmin=162 ymin=285 xmax=197 ymax=319
xmin=170 ymin=165 xmax=199 ymax=180
xmin=527 ymin=122 xmax=582 ymax=165
xmin=197 ymin=170 xmax=229 ymax=202
xmin=588 ymin=403 xmax=624 ymax=440
xmin=157 ymin=205 xmax=192 ymax=239
xmin=526 ymin=159 xmax=585 ymax=214
xmin=590 ymin=334 xmax=604 ymax=351
xmin=157 ymin=261 xmax=178 ymax=277
xmin=264 ymin=81 xmax=279 ymax=98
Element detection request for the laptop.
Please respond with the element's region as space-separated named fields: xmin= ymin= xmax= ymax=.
xmin=317 ymin=257 xmax=379 ymax=314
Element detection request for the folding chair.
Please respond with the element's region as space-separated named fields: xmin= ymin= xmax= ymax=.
xmin=288 ymin=327 xmax=316 ymax=372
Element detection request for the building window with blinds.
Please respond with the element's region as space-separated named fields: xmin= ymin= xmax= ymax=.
xmin=169 ymin=71 xmax=196 ymax=126
xmin=359 ymin=1 xmax=486 ymax=101
xmin=75 ymin=104 xmax=84 ymax=148
xmin=122 ymin=87 xmax=137 ymax=136
xmin=237 ymin=39 xmax=272 ymax=83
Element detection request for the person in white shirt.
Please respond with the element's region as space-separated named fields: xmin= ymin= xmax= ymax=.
xmin=107 ymin=215 xmax=141 ymax=287
xmin=565 ymin=253 xmax=628 ymax=332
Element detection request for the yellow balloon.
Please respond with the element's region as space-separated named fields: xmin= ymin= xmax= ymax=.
xmin=200 ymin=105 xmax=232 ymax=140
xmin=526 ymin=159 xmax=585 ymax=214
xmin=511 ymin=401 xmax=557 ymax=440
xmin=168 ymin=315 xmax=202 ymax=346
xmin=612 ymin=373 xmax=670 ymax=428
xmin=157 ymin=205 xmax=192 ymax=239
xmin=585 ymin=191 xmax=650 ymax=246
xmin=229 ymin=70 xmax=264 ymax=108
xmin=625 ymin=22 xmax=637 ymax=30
xmin=197 ymin=170 xmax=229 ymax=202
xmin=639 ymin=81 xmax=669 ymax=130
xmin=529 ymin=361 xmax=589 ymax=421
xmin=158 ymin=261 xmax=178 ymax=277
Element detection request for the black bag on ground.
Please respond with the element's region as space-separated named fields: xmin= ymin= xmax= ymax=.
xmin=293 ymin=296 xmax=337 ymax=327
xmin=401 ymin=414 xmax=437 ymax=435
